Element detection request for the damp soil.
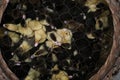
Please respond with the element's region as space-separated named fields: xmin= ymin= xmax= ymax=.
xmin=0 ymin=0 xmax=114 ymax=80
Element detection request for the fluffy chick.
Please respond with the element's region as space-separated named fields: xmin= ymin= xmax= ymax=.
xmin=52 ymin=71 xmax=69 ymax=80
xmin=17 ymin=24 xmax=33 ymax=37
xmin=26 ymin=18 xmax=48 ymax=31
xmin=57 ymin=28 xmax=72 ymax=44
xmin=25 ymin=19 xmax=48 ymax=46
xmin=34 ymin=29 xmax=47 ymax=46
xmin=51 ymin=65 xmax=69 ymax=80
xmin=47 ymin=31 xmax=62 ymax=42
xmin=39 ymin=19 xmax=49 ymax=26
xmin=7 ymin=32 xmax=20 ymax=46
xmin=46 ymin=31 xmax=62 ymax=48
xmin=26 ymin=19 xmax=43 ymax=30
xmin=25 ymin=68 xmax=40 ymax=80
xmin=18 ymin=40 xmax=32 ymax=54
xmin=3 ymin=23 xmax=33 ymax=37
xmin=46 ymin=28 xmax=72 ymax=49
xmin=85 ymin=0 xmax=107 ymax=12
xmin=95 ymin=10 xmax=109 ymax=30
xmin=3 ymin=24 xmax=18 ymax=31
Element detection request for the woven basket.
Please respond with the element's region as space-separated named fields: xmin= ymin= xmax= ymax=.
xmin=0 ymin=0 xmax=120 ymax=80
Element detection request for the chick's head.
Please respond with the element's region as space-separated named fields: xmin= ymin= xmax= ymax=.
xmin=19 ymin=27 xmax=33 ymax=37
xmin=39 ymin=19 xmax=49 ymax=26
xmin=3 ymin=24 xmax=18 ymax=31
xmin=57 ymin=28 xmax=72 ymax=43
xmin=51 ymin=70 xmax=69 ymax=80
xmin=46 ymin=31 xmax=62 ymax=48
xmin=47 ymin=31 xmax=62 ymax=42
xmin=8 ymin=32 xmax=20 ymax=44
xmin=27 ymin=20 xmax=43 ymax=31
xmin=19 ymin=40 xmax=32 ymax=53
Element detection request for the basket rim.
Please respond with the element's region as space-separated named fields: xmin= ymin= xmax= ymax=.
xmin=90 ymin=0 xmax=120 ymax=79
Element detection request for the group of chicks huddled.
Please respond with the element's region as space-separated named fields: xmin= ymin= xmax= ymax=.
xmin=25 ymin=64 xmax=69 ymax=80
xmin=3 ymin=18 xmax=72 ymax=53
xmin=3 ymin=18 xmax=72 ymax=80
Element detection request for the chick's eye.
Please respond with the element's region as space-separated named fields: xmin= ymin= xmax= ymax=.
xmin=3 ymin=24 xmax=8 ymax=28
xmin=65 ymin=32 xmax=70 ymax=35
xmin=50 ymin=33 xmax=56 ymax=41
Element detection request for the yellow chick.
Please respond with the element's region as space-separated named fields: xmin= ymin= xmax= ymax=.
xmin=25 ymin=19 xmax=48 ymax=46
xmin=95 ymin=10 xmax=109 ymax=30
xmin=3 ymin=23 xmax=18 ymax=31
xmin=3 ymin=24 xmax=27 ymax=47
xmin=57 ymin=28 xmax=72 ymax=44
xmin=46 ymin=40 xmax=61 ymax=49
xmin=19 ymin=40 xmax=32 ymax=54
xmin=52 ymin=69 xmax=69 ymax=80
xmin=39 ymin=19 xmax=49 ymax=26
xmin=85 ymin=0 xmax=107 ymax=12
xmin=34 ymin=29 xmax=47 ymax=46
xmin=86 ymin=33 xmax=95 ymax=39
xmin=26 ymin=18 xmax=48 ymax=31
xmin=17 ymin=24 xmax=33 ymax=37
xmin=46 ymin=31 xmax=62 ymax=48
xmin=46 ymin=29 xmax=72 ymax=49
xmin=52 ymin=53 xmax=58 ymax=62
xmin=3 ymin=23 xmax=33 ymax=37
xmin=85 ymin=0 xmax=98 ymax=12
xmin=25 ymin=68 xmax=40 ymax=80
xmin=26 ymin=19 xmax=43 ymax=31
xmin=47 ymin=31 xmax=62 ymax=42
xmin=51 ymin=64 xmax=59 ymax=72
xmin=46 ymin=40 xmax=54 ymax=48
xmin=7 ymin=32 xmax=20 ymax=46
xmin=100 ymin=16 xmax=108 ymax=27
